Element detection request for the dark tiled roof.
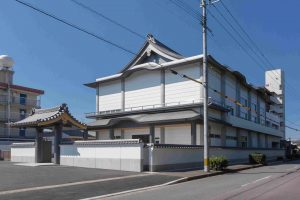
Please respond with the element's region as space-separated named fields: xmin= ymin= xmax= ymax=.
xmin=120 ymin=34 xmax=184 ymax=72
xmin=10 ymin=103 xmax=86 ymax=129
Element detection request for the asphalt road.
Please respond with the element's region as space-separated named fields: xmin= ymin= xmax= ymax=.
xmin=0 ymin=162 xmax=179 ymax=200
xmin=106 ymin=160 xmax=300 ymax=200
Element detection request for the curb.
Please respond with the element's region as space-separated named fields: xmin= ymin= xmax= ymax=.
xmin=167 ymin=164 xmax=264 ymax=185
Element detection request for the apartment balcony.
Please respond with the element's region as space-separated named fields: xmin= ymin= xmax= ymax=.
xmin=0 ymin=95 xmax=41 ymax=108
xmin=269 ymin=96 xmax=282 ymax=104
xmin=266 ymin=112 xmax=280 ymax=125
xmin=0 ymin=111 xmax=29 ymax=122
xmin=269 ymin=105 xmax=283 ymax=114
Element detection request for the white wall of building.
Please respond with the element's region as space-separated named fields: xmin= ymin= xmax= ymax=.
xmin=225 ymin=73 xmax=236 ymax=116
xmin=125 ymin=70 xmax=161 ymax=109
xmin=11 ymin=143 xmax=35 ymax=163
xmin=209 ymin=122 xmax=222 ymax=146
xmin=251 ymin=132 xmax=258 ymax=148
xmin=164 ymin=124 xmax=191 ymax=145
xmin=208 ymin=66 xmax=221 ymax=103
xmin=60 ymin=140 xmax=144 ymax=172
xmin=165 ymin=64 xmax=202 ymax=105
xmin=98 ymin=80 xmax=122 ymax=111
xmin=226 ymin=127 xmax=237 ymax=147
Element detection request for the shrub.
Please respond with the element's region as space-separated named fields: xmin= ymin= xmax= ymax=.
xmin=209 ymin=156 xmax=228 ymax=171
xmin=249 ymin=153 xmax=266 ymax=164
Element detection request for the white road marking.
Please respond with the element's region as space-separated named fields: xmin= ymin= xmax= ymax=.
xmin=79 ymin=177 xmax=186 ymax=200
xmin=286 ymin=166 xmax=298 ymax=171
xmin=241 ymin=176 xmax=271 ymax=187
xmin=0 ymin=174 xmax=151 ymax=196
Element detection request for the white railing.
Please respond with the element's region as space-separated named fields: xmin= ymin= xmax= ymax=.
xmin=86 ymin=97 xmax=229 ymax=117
xmin=86 ymin=98 xmax=207 ymax=117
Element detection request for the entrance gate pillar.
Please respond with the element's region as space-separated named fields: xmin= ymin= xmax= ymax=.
xmin=54 ymin=124 xmax=63 ymax=164
xmin=35 ymin=128 xmax=43 ymax=163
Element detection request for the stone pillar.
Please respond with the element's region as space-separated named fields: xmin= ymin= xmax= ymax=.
xmin=54 ymin=124 xmax=62 ymax=165
xmin=109 ymin=128 xmax=114 ymax=140
xmin=149 ymin=125 xmax=155 ymax=143
xmin=161 ymin=69 xmax=165 ymax=106
xmin=221 ymin=126 xmax=226 ymax=147
xmin=35 ymin=128 xmax=43 ymax=163
xmin=121 ymin=78 xmax=125 ymax=111
xmin=160 ymin=127 xmax=165 ymax=144
xmin=191 ymin=121 xmax=196 ymax=145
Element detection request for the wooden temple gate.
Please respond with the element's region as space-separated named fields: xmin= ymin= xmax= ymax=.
xmin=10 ymin=103 xmax=86 ymax=164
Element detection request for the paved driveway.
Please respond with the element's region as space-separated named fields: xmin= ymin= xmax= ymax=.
xmin=0 ymin=162 xmax=179 ymax=200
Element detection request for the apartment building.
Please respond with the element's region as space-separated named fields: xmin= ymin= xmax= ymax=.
xmin=0 ymin=55 xmax=44 ymax=139
xmin=85 ymin=34 xmax=285 ymax=150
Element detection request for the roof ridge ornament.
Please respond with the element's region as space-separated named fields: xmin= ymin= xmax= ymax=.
xmin=147 ymin=33 xmax=156 ymax=43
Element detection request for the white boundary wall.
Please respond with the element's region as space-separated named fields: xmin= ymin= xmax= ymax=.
xmin=148 ymin=144 xmax=285 ymax=171
xmin=11 ymin=142 xmax=35 ymax=163
xmin=60 ymin=139 xmax=144 ymax=172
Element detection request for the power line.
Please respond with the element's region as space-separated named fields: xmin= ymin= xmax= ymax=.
xmin=70 ymin=0 xmax=145 ymax=40
xmin=14 ymin=0 xmax=137 ymax=56
xmin=170 ymin=68 xmax=300 ymax=132
xmin=214 ymin=1 xmax=300 ymax=126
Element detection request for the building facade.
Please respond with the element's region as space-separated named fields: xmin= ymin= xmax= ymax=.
xmin=0 ymin=55 xmax=44 ymax=139
xmin=85 ymin=35 xmax=285 ymax=151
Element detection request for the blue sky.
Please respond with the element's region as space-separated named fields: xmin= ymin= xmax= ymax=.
xmin=0 ymin=0 xmax=299 ymax=139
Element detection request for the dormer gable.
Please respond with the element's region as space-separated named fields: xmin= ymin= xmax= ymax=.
xmin=120 ymin=34 xmax=184 ymax=72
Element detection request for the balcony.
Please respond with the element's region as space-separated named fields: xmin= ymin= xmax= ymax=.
xmin=226 ymin=114 xmax=282 ymax=137
xmin=269 ymin=105 xmax=283 ymax=114
xmin=0 ymin=111 xmax=29 ymax=122
xmin=266 ymin=112 xmax=280 ymax=125
xmin=0 ymin=95 xmax=41 ymax=108
xmin=86 ymin=98 xmax=229 ymax=118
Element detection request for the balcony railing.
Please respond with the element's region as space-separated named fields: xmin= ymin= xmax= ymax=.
xmin=0 ymin=95 xmax=40 ymax=107
xmin=86 ymin=98 xmax=228 ymax=118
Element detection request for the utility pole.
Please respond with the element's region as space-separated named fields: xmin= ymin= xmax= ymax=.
xmin=201 ymin=0 xmax=209 ymax=172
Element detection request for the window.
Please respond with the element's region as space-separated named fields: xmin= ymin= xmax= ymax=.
xmin=240 ymin=111 xmax=248 ymax=120
xmin=20 ymin=94 xmax=27 ymax=105
xmin=240 ymin=97 xmax=248 ymax=106
xmin=251 ymin=116 xmax=257 ymax=123
xmin=272 ymin=142 xmax=279 ymax=149
xmin=226 ymin=136 xmax=237 ymax=141
xmin=20 ymin=109 xmax=26 ymax=120
xmin=240 ymin=136 xmax=248 ymax=148
xmin=209 ymin=134 xmax=221 ymax=139
xmin=251 ymin=103 xmax=257 ymax=111
xmin=19 ymin=128 xmax=26 ymax=137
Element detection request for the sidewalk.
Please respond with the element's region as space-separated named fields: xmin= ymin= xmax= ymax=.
xmin=155 ymin=162 xmax=276 ymax=184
